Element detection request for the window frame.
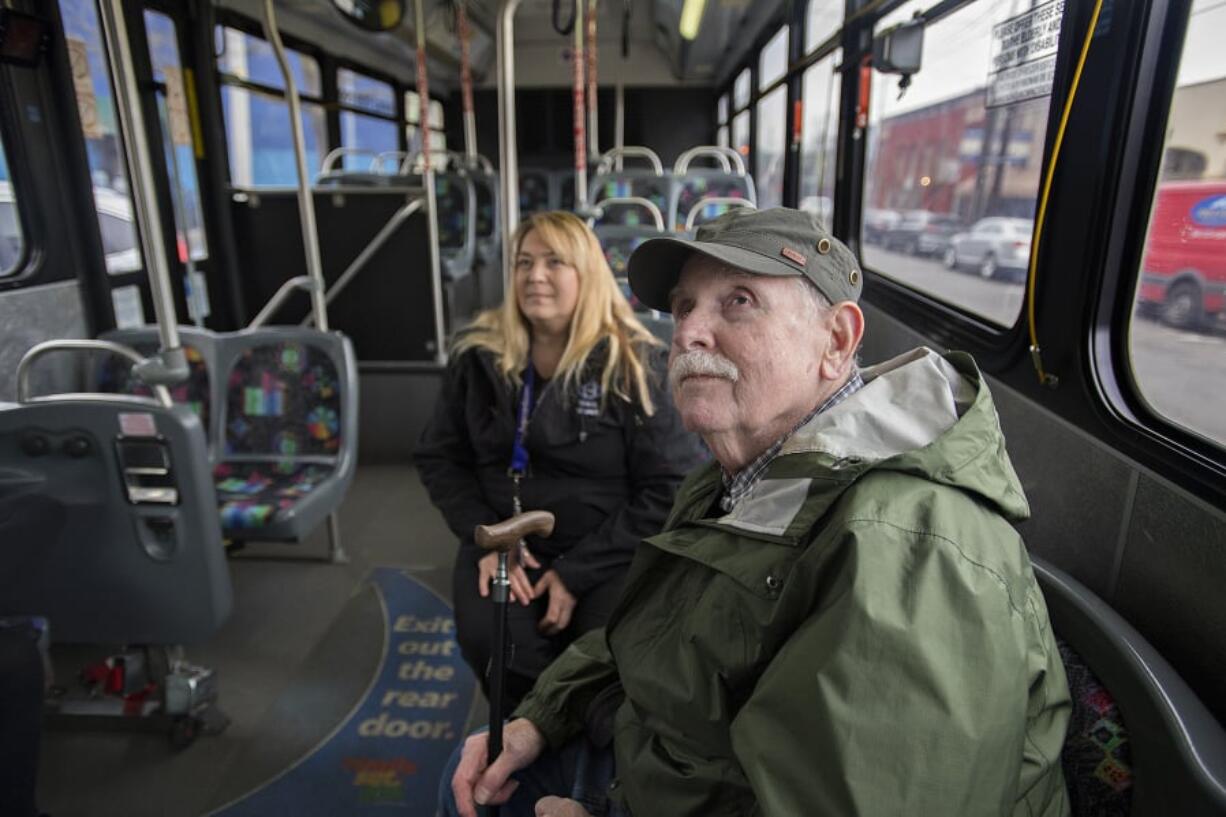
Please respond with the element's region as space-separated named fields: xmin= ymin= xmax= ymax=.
xmin=1091 ymin=0 xmax=1226 ymax=483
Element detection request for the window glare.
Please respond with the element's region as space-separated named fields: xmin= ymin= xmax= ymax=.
xmin=733 ymin=68 xmax=751 ymax=110
xmin=1127 ymin=0 xmax=1226 ymax=450
xmin=806 ymin=0 xmax=842 ymax=53
xmin=0 ymin=140 xmax=24 ymax=277
xmin=759 ymin=26 xmax=789 ymax=90
xmin=801 ymin=51 xmax=842 ymax=230
xmin=59 ymin=0 xmax=142 ymax=274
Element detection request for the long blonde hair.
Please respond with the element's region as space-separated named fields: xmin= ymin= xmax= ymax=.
xmin=452 ymin=211 xmax=662 ymax=414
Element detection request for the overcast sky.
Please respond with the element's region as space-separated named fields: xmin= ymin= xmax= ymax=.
xmin=870 ymin=0 xmax=1225 ymax=121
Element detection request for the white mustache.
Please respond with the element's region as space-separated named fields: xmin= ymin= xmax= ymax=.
xmin=669 ymin=350 xmax=740 ymax=391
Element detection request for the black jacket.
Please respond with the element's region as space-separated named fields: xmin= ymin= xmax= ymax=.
xmin=414 ymin=343 xmax=707 ymax=597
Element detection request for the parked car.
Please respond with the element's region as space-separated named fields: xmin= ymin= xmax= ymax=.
xmin=1137 ymin=180 xmax=1226 ymax=330
xmin=862 ymin=208 xmax=902 ymax=245
xmin=0 ymin=183 xmax=141 ymax=275
xmin=944 ymin=217 xmax=1034 ymax=281
xmin=882 ymin=210 xmax=963 ymax=256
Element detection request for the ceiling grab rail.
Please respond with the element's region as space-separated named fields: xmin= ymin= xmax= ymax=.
xmin=413 ymin=0 xmax=448 ymax=362
xmin=587 ymin=197 xmax=666 ymax=232
xmin=261 ymin=0 xmax=328 ymax=331
xmin=17 ymin=340 xmax=173 ymax=408
xmin=97 ymin=0 xmax=187 ymax=385
xmin=684 ymin=197 xmax=756 ymax=232
xmin=497 ymin=0 xmax=525 ymax=286
xmin=586 ymin=0 xmax=599 ymax=162
xmin=457 ymin=2 xmax=479 ymax=164
xmin=571 ymin=0 xmax=588 ymax=211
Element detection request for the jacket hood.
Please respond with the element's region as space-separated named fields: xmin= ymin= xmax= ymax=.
xmin=776 ymin=347 xmax=1030 ymax=522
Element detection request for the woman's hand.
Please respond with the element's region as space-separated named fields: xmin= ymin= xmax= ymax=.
xmin=533 ymin=570 xmax=577 ymax=635
xmin=478 ymin=544 xmax=541 ymax=606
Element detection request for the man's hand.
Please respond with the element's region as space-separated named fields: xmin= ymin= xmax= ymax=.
xmin=535 ymin=796 xmax=594 ymax=817
xmin=533 ymin=570 xmax=577 ymax=635
xmin=451 ymin=719 xmax=547 ymax=817
xmin=477 ymin=545 xmax=541 ymax=606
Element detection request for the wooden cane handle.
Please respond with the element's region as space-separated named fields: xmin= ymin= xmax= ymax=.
xmin=474 ymin=510 xmax=556 ymax=552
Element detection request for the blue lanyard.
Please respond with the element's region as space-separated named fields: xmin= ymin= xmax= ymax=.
xmin=509 ymin=364 xmax=535 ymax=478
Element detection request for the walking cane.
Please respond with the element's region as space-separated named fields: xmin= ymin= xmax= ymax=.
xmin=474 ymin=510 xmax=556 ymax=813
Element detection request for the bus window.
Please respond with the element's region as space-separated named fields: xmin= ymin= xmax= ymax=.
xmin=1127 ymin=0 xmax=1226 ymax=450
xmin=756 ymin=27 xmax=789 ymax=208
xmin=759 ymin=26 xmax=788 ymax=90
xmin=405 ymin=90 xmax=446 ymax=165
xmin=806 ymin=0 xmax=842 ymax=52
xmin=862 ymin=0 xmax=1064 ymax=328
xmin=732 ymin=110 xmax=749 ymax=162
xmin=216 ymin=26 xmax=327 ymax=186
xmin=144 ymin=10 xmax=206 ymax=262
xmin=733 ymin=66 xmax=751 ymax=110
xmin=59 ymin=0 xmax=142 ymax=275
xmin=0 ymin=137 xmax=24 ymax=277
xmin=800 ymin=49 xmax=841 ymax=229
xmin=716 ymin=93 xmax=729 ymax=149
xmin=338 ymin=68 xmax=398 ymax=170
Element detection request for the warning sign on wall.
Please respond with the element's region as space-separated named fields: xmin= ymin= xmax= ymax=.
xmin=986 ymin=0 xmax=1064 ymax=109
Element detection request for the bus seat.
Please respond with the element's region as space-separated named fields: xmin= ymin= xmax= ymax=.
xmin=0 ymin=396 xmax=231 ymax=645
xmin=98 ymin=328 xmax=217 ymax=451
xmin=1031 ymin=556 xmax=1226 ymax=816
xmin=97 ymin=327 xmax=359 ymax=543
xmin=519 ymin=167 xmax=553 ymax=214
xmin=215 ymin=328 xmax=358 ymax=542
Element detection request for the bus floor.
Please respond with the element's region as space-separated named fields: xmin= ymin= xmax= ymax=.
xmin=34 ymin=463 xmax=480 ymax=817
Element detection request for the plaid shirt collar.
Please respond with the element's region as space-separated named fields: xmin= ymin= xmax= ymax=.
xmin=719 ymin=370 xmax=865 ymax=513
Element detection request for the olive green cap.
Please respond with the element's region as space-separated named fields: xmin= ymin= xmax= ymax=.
xmin=627 ymin=207 xmax=862 ymax=312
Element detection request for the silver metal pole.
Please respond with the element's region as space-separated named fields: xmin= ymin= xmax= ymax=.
xmin=572 ymin=0 xmax=587 ymax=209
xmin=614 ymin=82 xmax=625 ymax=171
xmin=261 ymin=0 xmax=328 ymax=331
xmin=586 ymin=0 xmax=598 ymax=161
xmin=497 ymin=0 xmax=524 ymax=286
xmin=97 ymin=0 xmax=183 ymax=360
xmin=415 ymin=0 xmax=447 ymax=362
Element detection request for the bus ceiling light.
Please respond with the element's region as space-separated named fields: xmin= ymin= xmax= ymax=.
xmin=679 ymin=0 xmax=706 ymax=40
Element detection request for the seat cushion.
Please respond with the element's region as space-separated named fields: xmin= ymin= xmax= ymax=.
xmin=1057 ymin=637 xmax=1134 ymax=816
xmin=213 ymin=461 xmax=335 ymax=530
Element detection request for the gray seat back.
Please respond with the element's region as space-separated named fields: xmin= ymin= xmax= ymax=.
xmin=1032 ymin=556 xmax=1226 ymax=816
xmin=0 ymin=397 xmax=231 ymax=644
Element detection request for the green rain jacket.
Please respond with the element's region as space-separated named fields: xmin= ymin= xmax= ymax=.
xmin=514 ymin=348 xmax=1071 ymax=817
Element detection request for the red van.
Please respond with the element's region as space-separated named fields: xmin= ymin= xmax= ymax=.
xmin=1138 ymin=180 xmax=1226 ymax=330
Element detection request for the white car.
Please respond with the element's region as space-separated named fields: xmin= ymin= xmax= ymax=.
xmin=943 ymin=217 xmax=1034 ymax=281
xmin=0 ymin=182 xmax=141 ymax=275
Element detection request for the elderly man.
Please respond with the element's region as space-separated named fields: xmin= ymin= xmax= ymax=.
xmin=443 ymin=208 xmax=1071 ymax=817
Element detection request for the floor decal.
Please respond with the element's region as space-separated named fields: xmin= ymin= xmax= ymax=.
xmin=212 ymin=567 xmax=475 ymax=815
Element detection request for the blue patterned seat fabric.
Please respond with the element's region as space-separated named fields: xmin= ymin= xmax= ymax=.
xmin=1056 ymin=636 xmax=1134 ymax=816
xmin=219 ymin=340 xmax=343 ymax=530
xmin=213 ymin=460 xmax=335 ymax=530
xmin=592 ymin=179 xmax=669 ymax=226
xmin=674 ymin=177 xmax=752 ymax=228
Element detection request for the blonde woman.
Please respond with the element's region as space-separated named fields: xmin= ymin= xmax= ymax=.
xmin=415 ymin=211 xmax=706 ymax=709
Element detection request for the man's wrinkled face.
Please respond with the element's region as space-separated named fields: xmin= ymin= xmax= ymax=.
xmin=668 ymin=256 xmax=829 ymax=441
